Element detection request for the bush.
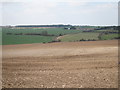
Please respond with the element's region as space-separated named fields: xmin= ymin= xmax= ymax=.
xmin=59 ymin=34 xmax=62 ymax=36
xmin=43 ymin=42 xmax=46 ymax=44
xmin=80 ymin=39 xmax=86 ymax=41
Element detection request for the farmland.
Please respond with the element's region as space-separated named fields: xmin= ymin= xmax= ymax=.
xmin=2 ymin=28 xmax=83 ymax=36
xmin=2 ymin=25 xmax=118 ymax=88
xmin=2 ymin=26 xmax=119 ymax=45
xmin=3 ymin=35 xmax=55 ymax=45
xmin=59 ymin=33 xmax=99 ymax=42
xmin=101 ymin=33 xmax=119 ymax=40
xmin=1 ymin=25 xmax=119 ymax=45
xmin=2 ymin=40 xmax=118 ymax=88
xmin=2 ymin=27 xmax=83 ymax=45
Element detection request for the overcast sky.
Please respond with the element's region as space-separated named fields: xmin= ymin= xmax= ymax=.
xmin=0 ymin=0 xmax=119 ymax=26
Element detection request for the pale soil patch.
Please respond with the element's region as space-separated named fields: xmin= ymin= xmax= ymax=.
xmin=56 ymin=35 xmax=68 ymax=40
xmin=2 ymin=40 xmax=118 ymax=88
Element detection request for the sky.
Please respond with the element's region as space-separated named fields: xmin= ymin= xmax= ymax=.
xmin=0 ymin=0 xmax=119 ymax=26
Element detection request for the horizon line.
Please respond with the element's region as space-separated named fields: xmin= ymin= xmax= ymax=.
xmin=0 ymin=24 xmax=118 ymax=27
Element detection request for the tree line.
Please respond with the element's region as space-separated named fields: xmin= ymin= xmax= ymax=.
xmin=16 ymin=25 xmax=72 ymax=28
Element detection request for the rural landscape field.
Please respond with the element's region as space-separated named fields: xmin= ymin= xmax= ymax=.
xmin=2 ymin=25 xmax=119 ymax=88
xmin=1 ymin=0 xmax=119 ymax=88
xmin=2 ymin=25 xmax=119 ymax=45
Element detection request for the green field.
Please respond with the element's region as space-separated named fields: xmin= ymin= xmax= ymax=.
xmin=2 ymin=28 xmax=83 ymax=36
xmin=101 ymin=33 xmax=119 ymax=40
xmin=3 ymin=35 xmax=55 ymax=45
xmin=60 ymin=33 xmax=99 ymax=42
xmin=94 ymin=29 xmax=118 ymax=33
xmin=2 ymin=27 xmax=119 ymax=45
xmin=2 ymin=28 xmax=83 ymax=45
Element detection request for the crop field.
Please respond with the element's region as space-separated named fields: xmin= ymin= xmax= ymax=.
xmin=94 ymin=29 xmax=118 ymax=33
xmin=2 ymin=26 xmax=118 ymax=88
xmin=3 ymin=34 xmax=55 ymax=45
xmin=2 ymin=28 xmax=83 ymax=36
xmin=101 ymin=33 xmax=118 ymax=40
xmin=2 ymin=40 xmax=118 ymax=88
xmin=2 ymin=27 xmax=119 ymax=45
xmin=2 ymin=28 xmax=83 ymax=45
xmin=59 ymin=33 xmax=99 ymax=42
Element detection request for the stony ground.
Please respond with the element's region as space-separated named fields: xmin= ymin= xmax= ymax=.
xmin=2 ymin=40 xmax=118 ymax=88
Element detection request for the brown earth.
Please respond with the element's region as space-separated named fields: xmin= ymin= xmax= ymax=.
xmin=2 ymin=40 xmax=118 ymax=88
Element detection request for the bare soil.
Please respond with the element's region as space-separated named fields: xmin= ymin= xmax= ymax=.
xmin=2 ymin=40 xmax=118 ymax=88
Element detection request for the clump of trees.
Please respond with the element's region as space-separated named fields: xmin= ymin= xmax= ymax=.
xmin=59 ymin=34 xmax=62 ymax=36
xmin=79 ymin=39 xmax=96 ymax=41
xmin=16 ymin=24 xmax=72 ymax=28
xmin=47 ymin=40 xmax=61 ymax=43
xmin=70 ymin=26 xmax=76 ymax=29
xmin=79 ymin=38 xmax=86 ymax=41
xmin=94 ymin=26 xmax=119 ymax=30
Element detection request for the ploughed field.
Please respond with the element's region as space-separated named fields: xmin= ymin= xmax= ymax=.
xmin=2 ymin=40 xmax=118 ymax=88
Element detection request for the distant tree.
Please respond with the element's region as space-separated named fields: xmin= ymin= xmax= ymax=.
xmin=43 ymin=42 xmax=46 ymax=44
xmin=80 ymin=38 xmax=86 ymax=41
xmin=70 ymin=26 xmax=76 ymax=29
xmin=87 ymin=39 xmax=91 ymax=41
xmin=59 ymin=34 xmax=62 ymax=36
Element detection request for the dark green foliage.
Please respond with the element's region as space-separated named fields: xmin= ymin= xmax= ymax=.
xmin=80 ymin=38 xmax=86 ymax=41
xmin=70 ymin=26 xmax=76 ymax=29
xmin=15 ymin=24 xmax=72 ymax=28
xmin=59 ymin=34 xmax=62 ymax=36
